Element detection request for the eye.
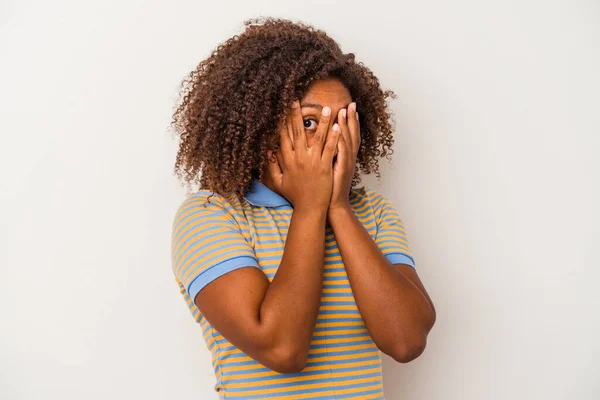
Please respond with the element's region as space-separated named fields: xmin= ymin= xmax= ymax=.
xmin=303 ymin=118 xmax=318 ymax=130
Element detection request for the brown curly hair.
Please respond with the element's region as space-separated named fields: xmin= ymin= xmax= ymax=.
xmin=170 ymin=17 xmax=397 ymax=202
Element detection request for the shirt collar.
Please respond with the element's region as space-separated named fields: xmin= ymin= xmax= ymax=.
xmin=243 ymin=179 xmax=291 ymax=208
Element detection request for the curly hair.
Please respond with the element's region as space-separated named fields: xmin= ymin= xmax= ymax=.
xmin=170 ymin=17 xmax=397 ymax=202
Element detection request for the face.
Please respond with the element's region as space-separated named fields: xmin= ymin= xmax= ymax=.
xmin=262 ymin=77 xmax=352 ymax=189
xmin=298 ymin=77 xmax=353 ymax=154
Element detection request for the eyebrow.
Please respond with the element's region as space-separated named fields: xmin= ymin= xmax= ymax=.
xmin=300 ymin=103 xmax=323 ymax=110
xmin=300 ymin=102 xmax=352 ymax=110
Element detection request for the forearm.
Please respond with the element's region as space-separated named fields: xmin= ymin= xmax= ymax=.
xmin=195 ymin=207 xmax=328 ymax=373
xmin=257 ymin=207 xmax=327 ymax=364
xmin=328 ymin=206 xmax=435 ymax=361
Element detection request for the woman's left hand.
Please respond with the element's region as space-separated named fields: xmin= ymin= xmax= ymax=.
xmin=329 ymin=102 xmax=360 ymax=215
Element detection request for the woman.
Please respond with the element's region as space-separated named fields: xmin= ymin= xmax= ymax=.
xmin=170 ymin=17 xmax=435 ymax=399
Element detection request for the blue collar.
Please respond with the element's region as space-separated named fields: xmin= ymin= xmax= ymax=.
xmin=243 ymin=179 xmax=291 ymax=208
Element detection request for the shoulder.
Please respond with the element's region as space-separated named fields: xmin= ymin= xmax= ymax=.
xmin=172 ymin=190 xmax=243 ymax=229
xmin=350 ymin=185 xmax=388 ymax=210
xmin=175 ymin=189 xmax=225 ymax=212
xmin=350 ymin=186 xmax=402 ymax=226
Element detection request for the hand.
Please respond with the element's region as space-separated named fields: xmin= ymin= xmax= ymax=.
xmin=266 ymin=100 xmax=341 ymax=213
xmin=329 ymin=102 xmax=360 ymax=214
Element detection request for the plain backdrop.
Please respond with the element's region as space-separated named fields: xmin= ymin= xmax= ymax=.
xmin=1 ymin=0 xmax=599 ymax=399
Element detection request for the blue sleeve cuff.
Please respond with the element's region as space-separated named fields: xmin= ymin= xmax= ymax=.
xmin=385 ymin=253 xmax=416 ymax=269
xmin=187 ymin=256 xmax=260 ymax=301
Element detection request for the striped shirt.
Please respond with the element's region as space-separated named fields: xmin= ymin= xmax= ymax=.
xmin=171 ymin=179 xmax=415 ymax=399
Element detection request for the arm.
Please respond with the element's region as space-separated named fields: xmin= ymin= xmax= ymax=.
xmin=327 ymin=205 xmax=436 ymax=363
xmin=327 ymin=103 xmax=435 ymax=362
xmin=190 ymin=101 xmax=339 ymax=373
xmin=195 ymin=207 xmax=326 ymax=373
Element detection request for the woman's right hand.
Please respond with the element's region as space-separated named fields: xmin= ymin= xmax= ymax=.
xmin=267 ymin=100 xmax=340 ymax=213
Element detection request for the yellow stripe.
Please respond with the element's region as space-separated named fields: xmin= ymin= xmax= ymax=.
xmin=306 ymin=343 xmax=376 ymax=355
xmin=220 ymin=349 xmax=381 ymax=373
xmin=321 ymin=288 xmax=354 ymax=294
xmin=312 ymin=328 xmax=367 ymax=337
xmin=243 ymin=383 xmax=383 ymax=400
xmin=255 ymin=228 xmax=288 ymax=234
xmin=252 ymin=221 xmax=289 ymax=228
xmin=311 ymin=335 xmax=371 ymax=345
xmin=317 ymin=314 xmax=362 ymax=320
xmin=224 ymin=376 xmax=382 ymax=397
xmin=319 ymin=296 xmax=355 ymax=302
xmin=305 ymin=349 xmax=381 ymax=364
xmin=252 ymin=249 xmax=285 ymax=258
xmin=322 ymin=271 xmax=348 ymax=277
xmin=225 ymin=366 xmax=381 ymax=389
xmin=320 ymin=280 xmax=352 ymax=286
xmin=223 ymin=358 xmax=380 ymax=378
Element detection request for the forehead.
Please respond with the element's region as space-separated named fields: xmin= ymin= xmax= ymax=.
xmin=301 ymin=77 xmax=352 ymax=107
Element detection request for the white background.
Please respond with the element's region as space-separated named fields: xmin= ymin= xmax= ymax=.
xmin=1 ymin=0 xmax=599 ymax=399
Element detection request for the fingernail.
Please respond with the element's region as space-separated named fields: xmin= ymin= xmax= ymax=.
xmin=333 ymin=123 xmax=340 ymax=131
xmin=341 ymin=109 xmax=346 ymax=119
xmin=322 ymin=106 xmax=331 ymax=117
xmin=291 ymin=100 xmax=299 ymax=108
xmin=355 ymin=111 xmax=359 ymax=121
xmin=349 ymin=102 xmax=356 ymax=112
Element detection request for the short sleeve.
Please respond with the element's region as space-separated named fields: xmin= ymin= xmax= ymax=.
xmin=369 ymin=188 xmax=416 ymax=269
xmin=171 ymin=193 xmax=260 ymax=302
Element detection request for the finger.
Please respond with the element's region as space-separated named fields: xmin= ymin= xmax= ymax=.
xmin=285 ymin=108 xmax=295 ymax=149
xmin=321 ymin=122 xmax=340 ymax=162
xmin=278 ymin=120 xmax=294 ymax=161
xmin=337 ymin=130 xmax=350 ymax=165
xmin=286 ymin=119 xmax=294 ymax=149
xmin=275 ymin=150 xmax=284 ymax=171
xmin=266 ymin=149 xmax=283 ymax=184
xmin=337 ymin=107 xmax=352 ymax=152
xmin=312 ymin=106 xmax=331 ymax=156
xmin=333 ymin=133 xmax=347 ymax=172
xmin=288 ymin=100 xmax=307 ymax=152
xmin=347 ymin=102 xmax=361 ymax=152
